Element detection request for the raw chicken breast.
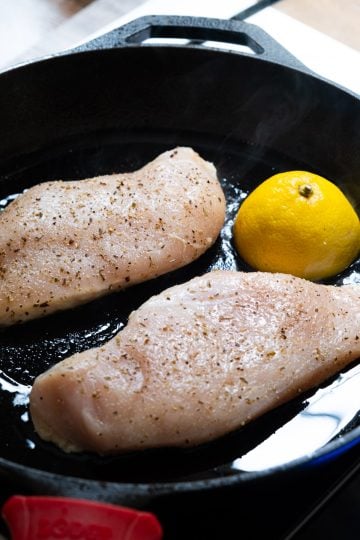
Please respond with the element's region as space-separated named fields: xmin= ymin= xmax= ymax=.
xmin=0 ymin=147 xmax=225 ymax=326
xmin=30 ymin=270 xmax=360 ymax=454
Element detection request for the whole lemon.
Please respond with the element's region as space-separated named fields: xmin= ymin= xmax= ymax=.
xmin=233 ymin=171 xmax=360 ymax=281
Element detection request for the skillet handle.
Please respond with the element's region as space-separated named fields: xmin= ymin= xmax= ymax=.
xmin=77 ymin=15 xmax=306 ymax=72
xmin=2 ymin=495 xmax=163 ymax=540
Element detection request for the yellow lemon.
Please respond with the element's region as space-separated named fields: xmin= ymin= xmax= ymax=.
xmin=233 ymin=171 xmax=360 ymax=281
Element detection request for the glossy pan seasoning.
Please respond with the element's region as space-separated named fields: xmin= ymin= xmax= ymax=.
xmin=0 ymin=14 xmax=359 ymax=532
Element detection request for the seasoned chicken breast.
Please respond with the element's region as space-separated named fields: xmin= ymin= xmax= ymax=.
xmin=0 ymin=147 xmax=225 ymax=326
xmin=30 ymin=270 xmax=360 ymax=454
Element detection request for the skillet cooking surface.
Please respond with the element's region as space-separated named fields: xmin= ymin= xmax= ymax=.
xmin=0 ymin=131 xmax=359 ymax=483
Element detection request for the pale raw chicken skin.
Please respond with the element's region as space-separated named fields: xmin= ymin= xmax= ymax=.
xmin=0 ymin=147 xmax=225 ymax=326
xmin=30 ymin=270 xmax=360 ymax=454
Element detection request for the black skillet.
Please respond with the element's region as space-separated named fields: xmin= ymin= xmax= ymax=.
xmin=0 ymin=14 xmax=359 ymax=537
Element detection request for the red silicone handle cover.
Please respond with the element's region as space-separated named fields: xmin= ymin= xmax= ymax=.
xmin=2 ymin=495 xmax=163 ymax=540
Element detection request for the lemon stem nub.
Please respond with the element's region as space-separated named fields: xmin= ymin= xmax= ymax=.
xmin=299 ymin=184 xmax=313 ymax=198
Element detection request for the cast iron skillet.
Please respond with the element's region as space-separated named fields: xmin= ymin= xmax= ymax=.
xmin=0 ymin=14 xmax=359 ymax=514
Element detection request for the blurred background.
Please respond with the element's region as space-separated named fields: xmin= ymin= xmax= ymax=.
xmin=0 ymin=0 xmax=359 ymax=70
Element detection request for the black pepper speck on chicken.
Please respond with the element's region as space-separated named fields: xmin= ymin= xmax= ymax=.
xmin=0 ymin=147 xmax=225 ymax=325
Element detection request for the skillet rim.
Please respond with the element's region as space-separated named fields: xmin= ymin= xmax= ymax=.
xmin=0 ymin=422 xmax=360 ymax=495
